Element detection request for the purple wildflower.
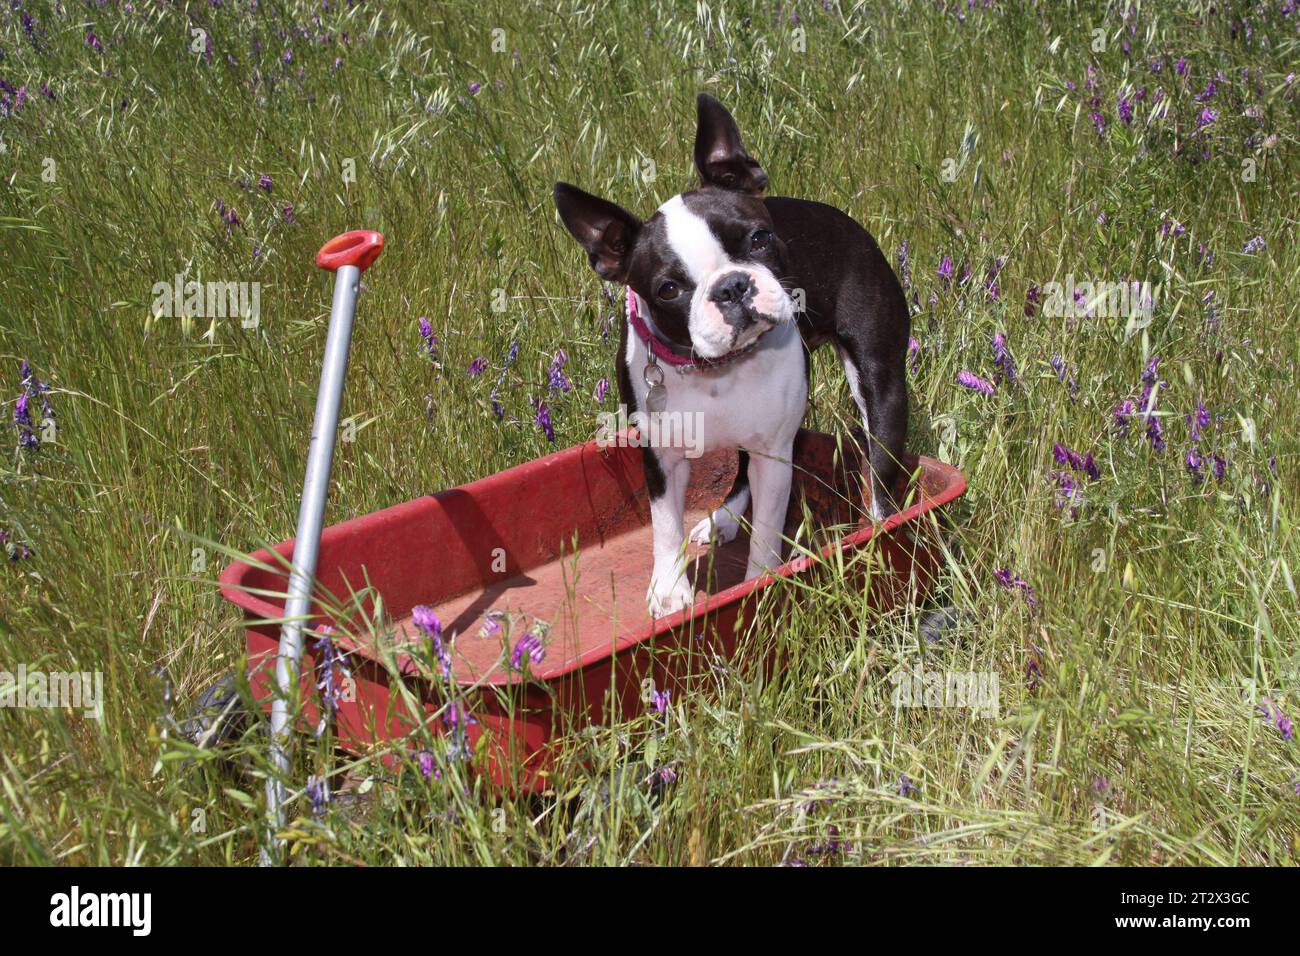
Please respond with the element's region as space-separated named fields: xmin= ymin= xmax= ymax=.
xmin=1175 ymin=57 xmax=1187 ymax=76
xmin=991 ymin=331 xmax=1017 ymax=384
xmin=1082 ymin=452 xmax=1100 ymax=480
xmin=13 ymin=391 xmax=38 ymax=451
xmin=1072 ymin=287 xmax=1091 ymax=316
xmin=510 ymin=632 xmax=545 ymax=670
xmin=0 ymin=528 xmax=28 ymax=561
xmin=21 ymin=11 xmax=41 ymax=48
xmin=468 ymin=81 xmax=481 ymax=94
xmin=442 ymin=701 xmax=476 ymax=761
xmin=1052 ymin=442 xmax=1099 ymax=480
xmin=411 ymin=604 xmax=441 ymax=638
xmin=417 ymin=749 xmax=437 ymax=782
xmin=418 ymin=318 xmax=437 ymax=356
xmin=411 ymin=605 xmax=451 ymax=678
xmin=480 ymin=610 xmax=504 ymax=638
xmin=258 ymin=174 xmax=273 ymax=192
xmin=1140 ymin=354 xmax=1161 ymax=386
xmin=651 ymin=689 xmax=671 ymax=715
xmin=1242 ymin=235 xmax=1266 ymax=255
xmin=907 ymin=336 xmax=921 ymax=374
xmin=1146 ymin=415 xmax=1166 ymax=452
xmin=281 ymin=203 xmax=296 ymax=225
xmin=1188 ymin=401 xmax=1211 ymax=442
xmin=594 ymin=377 xmax=609 ymax=403
xmin=937 ymin=255 xmax=954 ymax=284
xmin=1212 ymin=454 xmax=1227 ymax=481
xmin=313 ymin=626 xmax=352 ymax=732
xmin=956 ymin=370 xmax=995 ymax=396
xmin=1113 ymin=399 xmax=1135 ymax=434
xmin=1138 ymin=355 xmax=1165 ymax=432
xmin=1185 ymin=447 xmax=1204 ymax=483
xmin=1052 ymin=470 xmax=1081 ymax=514
xmin=994 ymin=567 xmax=1038 ymax=609
xmin=534 ymin=400 xmax=554 ymax=442
xmin=1050 ymin=354 xmax=1079 ymax=400
xmin=1025 ymin=656 xmax=1042 ymax=692
xmin=1118 ymin=98 xmax=1133 ymax=125
xmin=15 ymin=362 xmax=53 ymax=453
xmin=898 ymin=774 xmax=918 ymax=798
xmin=86 ymin=29 xmax=103 ymax=53
xmin=547 ymin=350 xmax=572 ymax=393
xmin=468 ymin=357 xmax=489 ymax=377
xmin=1257 ymin=699 xmax=1294 ymax=741
xmin=305 ymin=775 xmax=329 ymax=816
xmin=896 ymin=241 xmax=911 ymax=290
xmin=1024 ymin=282 xmax=1040 ymax=317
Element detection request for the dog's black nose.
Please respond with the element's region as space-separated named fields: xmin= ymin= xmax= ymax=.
xmin=709 ymin=271 xmax=753 ymax=305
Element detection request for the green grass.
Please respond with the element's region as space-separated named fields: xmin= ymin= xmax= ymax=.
xmin=1 ymin=0 xmax=1297 ymax=865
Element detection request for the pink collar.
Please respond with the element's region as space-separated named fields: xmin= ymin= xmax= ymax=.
xmin=625 ymin=289 xmax=756 ymax=372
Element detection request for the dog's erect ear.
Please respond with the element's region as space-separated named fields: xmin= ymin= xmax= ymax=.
xmin=553 ymin=183 xmax=642 ymax=283
xmin=694 ymin=93 xmax=768 ymax=194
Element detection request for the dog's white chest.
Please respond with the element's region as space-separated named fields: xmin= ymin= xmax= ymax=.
xmin=624 ymin=300 xmax=807 ymax=459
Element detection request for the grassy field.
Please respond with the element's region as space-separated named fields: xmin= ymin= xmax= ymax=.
xmin=1 ymin=0 xmax=1297 ymax=865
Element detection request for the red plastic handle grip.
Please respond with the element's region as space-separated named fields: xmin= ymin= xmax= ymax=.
xmin=315 ymin=230 xmax=384 ymax=272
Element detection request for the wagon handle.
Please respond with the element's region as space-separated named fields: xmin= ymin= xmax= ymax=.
xmin=315 ymin=229 xmax=384 ymax=273
xmin=263 ymin=229 xmax=384 ymax=865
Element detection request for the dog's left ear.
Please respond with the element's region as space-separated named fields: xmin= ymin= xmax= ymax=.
xmin=694 ymin=93 xmax=768 ymax=194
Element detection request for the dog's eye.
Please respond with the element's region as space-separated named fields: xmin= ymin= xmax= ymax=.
xmin=750 ymin=229 xmax=772 ymax=252
xmin=657 ymin=281 xmax=682 ymax=301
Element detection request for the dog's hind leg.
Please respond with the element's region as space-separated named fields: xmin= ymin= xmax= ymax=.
xmin=835 ymin=340 xmax=906 ymax=520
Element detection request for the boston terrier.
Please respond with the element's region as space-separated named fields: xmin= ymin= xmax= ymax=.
xmin=554 ymin=94 xmax=909 ymax=617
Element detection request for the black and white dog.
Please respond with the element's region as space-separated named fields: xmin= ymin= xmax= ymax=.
xmin=554 ymin=94 xmax=909 ymax=616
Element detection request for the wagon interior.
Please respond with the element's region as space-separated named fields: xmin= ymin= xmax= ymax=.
xmin=231 ymin=430 xmax=943 ymax=688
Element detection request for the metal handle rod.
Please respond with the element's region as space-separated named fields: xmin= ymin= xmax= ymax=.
xmin=259 ymin=230 xmax=382 ymax=865
xmin=262 ymin=264 xmax=360 ymax=864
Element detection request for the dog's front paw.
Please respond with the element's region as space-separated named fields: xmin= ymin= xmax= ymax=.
xmin=688 ymin=507 xmax=742 ymax=546
xmin=647 ymin=574 xmax=696 ymax=618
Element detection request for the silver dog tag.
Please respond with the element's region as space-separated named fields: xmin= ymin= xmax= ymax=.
xmin=643 ymin=361 xmax=668 ymax=414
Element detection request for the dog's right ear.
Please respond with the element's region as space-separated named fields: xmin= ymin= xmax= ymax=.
xmin=694 ymin=93 xmax=768 ymax=194
xmin=553 ymin=183 xmax=642 ymax=283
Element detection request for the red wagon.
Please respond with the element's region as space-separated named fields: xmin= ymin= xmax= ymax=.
xmin=211 ymin=230 xmax=965 ymax=858
xmin=219 ymin=430 xmax=964 ymax=792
